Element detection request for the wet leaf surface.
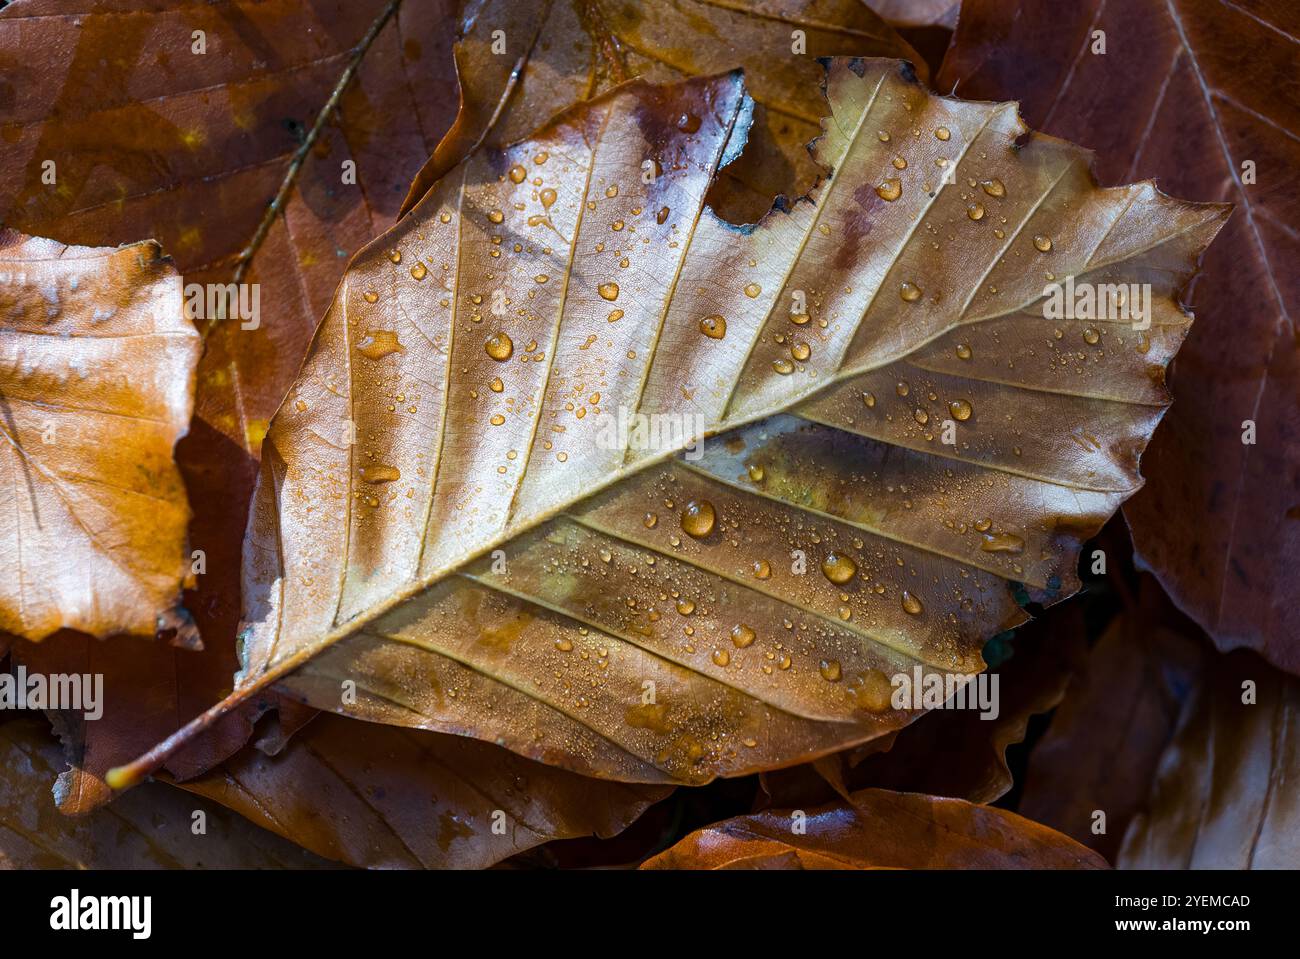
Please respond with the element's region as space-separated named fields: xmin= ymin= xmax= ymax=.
xmin=842 ymin=602 xmax=1087 ymax=804
xmin=112 ymin=59 xmax=1230 ymax=792
xmin=0 ymin=233 xmax=198 ymax=641
xmin=641 ymin=786 xmax=1109 ymax=869
xmin=939 ymin=0 xmax=1300 ymax=674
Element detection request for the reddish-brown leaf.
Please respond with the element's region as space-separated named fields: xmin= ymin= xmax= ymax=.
xmin=12 ymin=633 xmax=266 ymax=814
xmin=176 ymin=712 xmax=671 ymax=869
xmin=0 ymin=717 xmax=327 ymax=868
xmin=642 ymin=787 xmax=1109 ymax=869
xmin=938 ymin=0 xmax=1300 ymax=674
xmin=1018 ymin=584 xmax=1201 ymax=861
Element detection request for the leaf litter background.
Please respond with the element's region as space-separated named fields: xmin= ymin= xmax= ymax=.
xmin=0 ymin=0 xmax=1294 ymax=868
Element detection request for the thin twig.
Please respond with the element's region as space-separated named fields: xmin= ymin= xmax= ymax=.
xmin=228 ymin=0 xmax=403 ymax=294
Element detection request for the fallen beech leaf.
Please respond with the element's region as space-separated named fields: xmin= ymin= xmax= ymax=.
xmin=0 ymin=717 xmax=328 ymax=868
xmin=403 ymin=0 xmax=926 ymax=223
xmin=0 ymin=0 xmax=458 ymax=798
xmin=176 ymin=712 xmax=670 ymax=869
xmin=641 ymin=787 xmax=1108 ymax=868
xmin=115 ymin=59 xmax=1227 ymax=791
xmin=939 ymin=0 xmax=1300 ymax=673
xmin=0 ymin=233 xmax=198 ymax=641
xmin=1019 ymin=585 xmax=1201 ymax=861
xmin=1120 ymin=649 xmax=1300 ymax=869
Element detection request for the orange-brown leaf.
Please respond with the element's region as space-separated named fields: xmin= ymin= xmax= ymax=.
xmin=0 ymin=233 xmax=198 ymax=641
xmin=641 ymin=787 xmax=1108 ymax=869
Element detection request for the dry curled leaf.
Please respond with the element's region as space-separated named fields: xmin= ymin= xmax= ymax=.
xmin=1119 ymin=649 xmax=1300 ymax=869
xmin=116 ymin=58 xmax=1227 ymax=792
xmin=939 ymin=0 xmax=1300 ymax=674
xmin=404 ymin=0 xmax=926 ymax=223
xmin=0 ymin=717 xmax=327 ymax=868
xmin=641 ymin=787 xmax=1109 ymax=869
xmin=176 ymin=712 xmax=670 ymax=869
xmin=0 ymin=233 xmax=198 ymax=641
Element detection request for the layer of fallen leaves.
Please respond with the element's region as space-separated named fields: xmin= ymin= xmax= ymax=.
xmin=174 ymin=712 xmax=669 ymax=869
xmin=0 ymin=0 xmax=460 ymax=802
xmin=0 ymin=0 xmax=1280 ymax=874
xmin=187 ymin=56 xmax=1226 ymax=793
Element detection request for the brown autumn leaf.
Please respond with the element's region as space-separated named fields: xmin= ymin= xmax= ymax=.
xmin=641 ymin=787 xmax=1109 ymax=869
xmin=758 ymin=603 xmax=1089 ymax=808
xmin=938 ymin=0 xmax=1300 ymax=674
xmin=114 ymin=58 xmax=1227 ymax=792
xmin=403 ymin=0 xmax=926 ymax=223
xmin=0 ymin=0 xmax=459 ymax=798
xmin=1119 ymin=647 xmax=1300 ymax=869
xmin=0 ymin=232 xmax=198 ymax=641
xmin=175 ymin=712 xmax=670 ymax=869
xmin=1018 ymin=582 xmax=1201 ymax=861
xmin=0 ymin=717 xmax=328 ymax=868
